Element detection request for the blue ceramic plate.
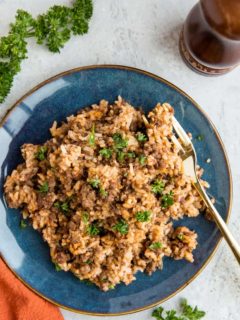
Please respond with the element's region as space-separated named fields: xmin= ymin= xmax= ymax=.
xmin=0 ymin=65 xmax=232 ymax=315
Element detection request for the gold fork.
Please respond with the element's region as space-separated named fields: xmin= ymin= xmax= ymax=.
xmin=171 ymin=115 xmax=240 ymax=264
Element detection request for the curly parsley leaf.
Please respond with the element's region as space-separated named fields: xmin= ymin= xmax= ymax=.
xmin=0 ymin=0 xmax=93 ymax=103
xmin=99 ymin=187 xmax=108 ymax=198
xmin=113 ymin=133 xmax=128 ymax=150
xmin=87 ymin=223 xmax=100 ymax=236
xmin=135 ymin=210 xmax=151 ymax=222
xmin=38 ymin=181 xmax=49 ymax=193
xmin=36 ymin=146 xmax=48 ymax=160
xmin=88 ymin=178 xmax=100 ymax=188
xmin=136 ymin=132 xmax=147 ymax=142
xmin=181 ymin=299 xmax=206 ymax=320
xmin=82 ymin=211 xmax=89 ymax=224
xmin=113 ymin=219 xmax=129 ymax=235
xmin=151 ymin=179 xmax=165 ymax=195
xmin=99 ymin=148 xmax=112 ymax=159
xmin=177 ymin=233 xmax=184 ymax=241
xmin=152 ymin=300 xmax=206 ymax=320
xmin=54 ymin=201 xmax=69 ymax=213
xmin=149 ymin=242 xmax=162 ymax=250
xmin=138 ymin=154 xmax=147 ymax=165
xmin=161 ymin=191 xmax=174 ymax=208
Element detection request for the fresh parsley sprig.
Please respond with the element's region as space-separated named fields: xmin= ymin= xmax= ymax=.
xmin=151 ymin=179 xmax=165 ymax=195
xmin=135 ymin=210 xmax=151 ymax=222
xmin=0 ymin=0 xmax=93 ymax=103
xmin=152 ymin=299 xmax=206 ymax=320
xmin=161 ymin=191 xmax=174 ymax=208
xmin=113 ymin=219 xmax=129 ymax=235
xmin=35 ymin=146 xmax=48 ymax=161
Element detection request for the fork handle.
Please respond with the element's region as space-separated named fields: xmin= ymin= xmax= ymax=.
xmin=194 ymin=181 xmax=240 ymax=265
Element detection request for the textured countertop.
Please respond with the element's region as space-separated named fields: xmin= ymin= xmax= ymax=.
xmin=1 ymin=1 xmax=240 ymax=319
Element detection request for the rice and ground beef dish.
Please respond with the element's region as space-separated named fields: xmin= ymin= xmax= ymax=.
xmin=4 ymin=97 xmax=208 ymax=291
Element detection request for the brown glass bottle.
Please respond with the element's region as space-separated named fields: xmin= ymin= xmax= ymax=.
xmin=179 ymin=0 xmax=240 ymax=75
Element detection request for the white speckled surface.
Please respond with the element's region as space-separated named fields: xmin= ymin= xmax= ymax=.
xmin=1 ymin=1 xmax=240 ymax=319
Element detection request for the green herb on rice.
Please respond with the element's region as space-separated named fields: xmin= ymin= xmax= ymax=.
xmin=99 ymin=187 xmax=108 ymax=198
xmin=89 ymin=124 xmax=95 ymax=146
xmin=54 ymin=201 xmax=69 ymax=213
xmin=177 ymin=233 xmax=184 ymax=241
xmin=82 ymin=211 xmax=89 ymax=224
xmin=87 ymin=223 xmax=100 ymax=236
xmin=151 ymin=179 xmax=165 ymax=195
xmin=161 ymin=191 xmax=174 ymax=208
xmin=112 ymin=133 xmax=128 ymax=150
xmin=113 ymin=219 xmax=129 ymax=235
xmin=149 ymin=242 xmax=162 ymax=250
xmin=88 ymin=178 xmax=100 ymax=188
xmin=99 ymin=148 xmax=112 ymax=159
xmin=135 ymin=210 xmax=151 ymax=222
xmin=138 ymin=154 xmax=147 ymax=165
xmin=38 ymin=181 xmax=49 ymax=193
xmin=136 ymin=132 xmax=147 ymax=142
xmin=35 ymin=146 xmax=47 ymax=160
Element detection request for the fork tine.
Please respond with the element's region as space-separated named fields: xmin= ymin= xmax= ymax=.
xmin=170 ymin=135 xmax=185 ymax=154
xmin=172 ymin=117 xmax=192 ymax=148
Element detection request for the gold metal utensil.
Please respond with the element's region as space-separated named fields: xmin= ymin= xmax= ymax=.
xmin=171 ymin=112 xmax=240 ymax=264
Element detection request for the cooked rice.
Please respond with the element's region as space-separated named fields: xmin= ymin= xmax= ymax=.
xmin=4 ymin=97 xmax=207 ymax=291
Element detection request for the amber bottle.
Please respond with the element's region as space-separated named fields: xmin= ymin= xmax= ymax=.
xmin=179 ymin=0 xmax=240 ymax=75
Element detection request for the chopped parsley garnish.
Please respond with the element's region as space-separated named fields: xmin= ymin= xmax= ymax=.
xmin=61 ymin=202 xmax=69 ymax=212
xmin=88 ymin=178 xmax=100 ymax=188
xmin=85 ymin=259 xmax=93 ymax=264
xmin=177 ymin=233 xmax=184 ymax=241
xmin=136 ymin=132 xmax=147 ymax=142
xmin=35 ymin=146 xmax=47 ymax=161
xmin=99 ymin=187 xmax=108 ymax=198
xmin=151 ymin=179 xmax=165 ymax=195
xmin=89 ymin=124 xmax=95 ymax=146
xmin=87 ymin=223 xmax=100 ymax=236
xmin=54 ymin=201 xmax=69 ymax=213
xmin=113 ymin=219 xmax=129 ymax=235
xmin=152 ymin=299 xmax=206 ymax=320
xmin=127 ymin=151 xmax=136 ymax=158
xmin=117 ymin=151 xmax=126 ymax=162
xmin=196 ymin=134 xmax=204 ymax=141
xmin=20 ymin=219 xmax=27 ymax=229
xmin=99 ymin=148 xmax=112 ymax=159
xmin=82 ymin=279 xmax=94 ymax=286
xmin=82 ymin=211 xmax=89 ymax=224
xmin=149 ymin=242 xmax=162 ymax=250
xmin=88 ymin=178 xmax=108 ymax=197
xmin=138 ymin=154 xmax=147 ymax=165
xmin=54 ymin=263 xmax=62 ymax=272
xmin=112 ymin=133 xmax=128 ymax=150
xmin=135 ymin=210 xmax=151 ymax=222
xmin=38 ymin=181 xmax=49 ymax=193
xmin=161 ymin=191 xmax=174 ymax=208
xmin=108 ymin=284 xmax=115 ymax=290
xmin=117 ymin=151 xmax=136 ymax=163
